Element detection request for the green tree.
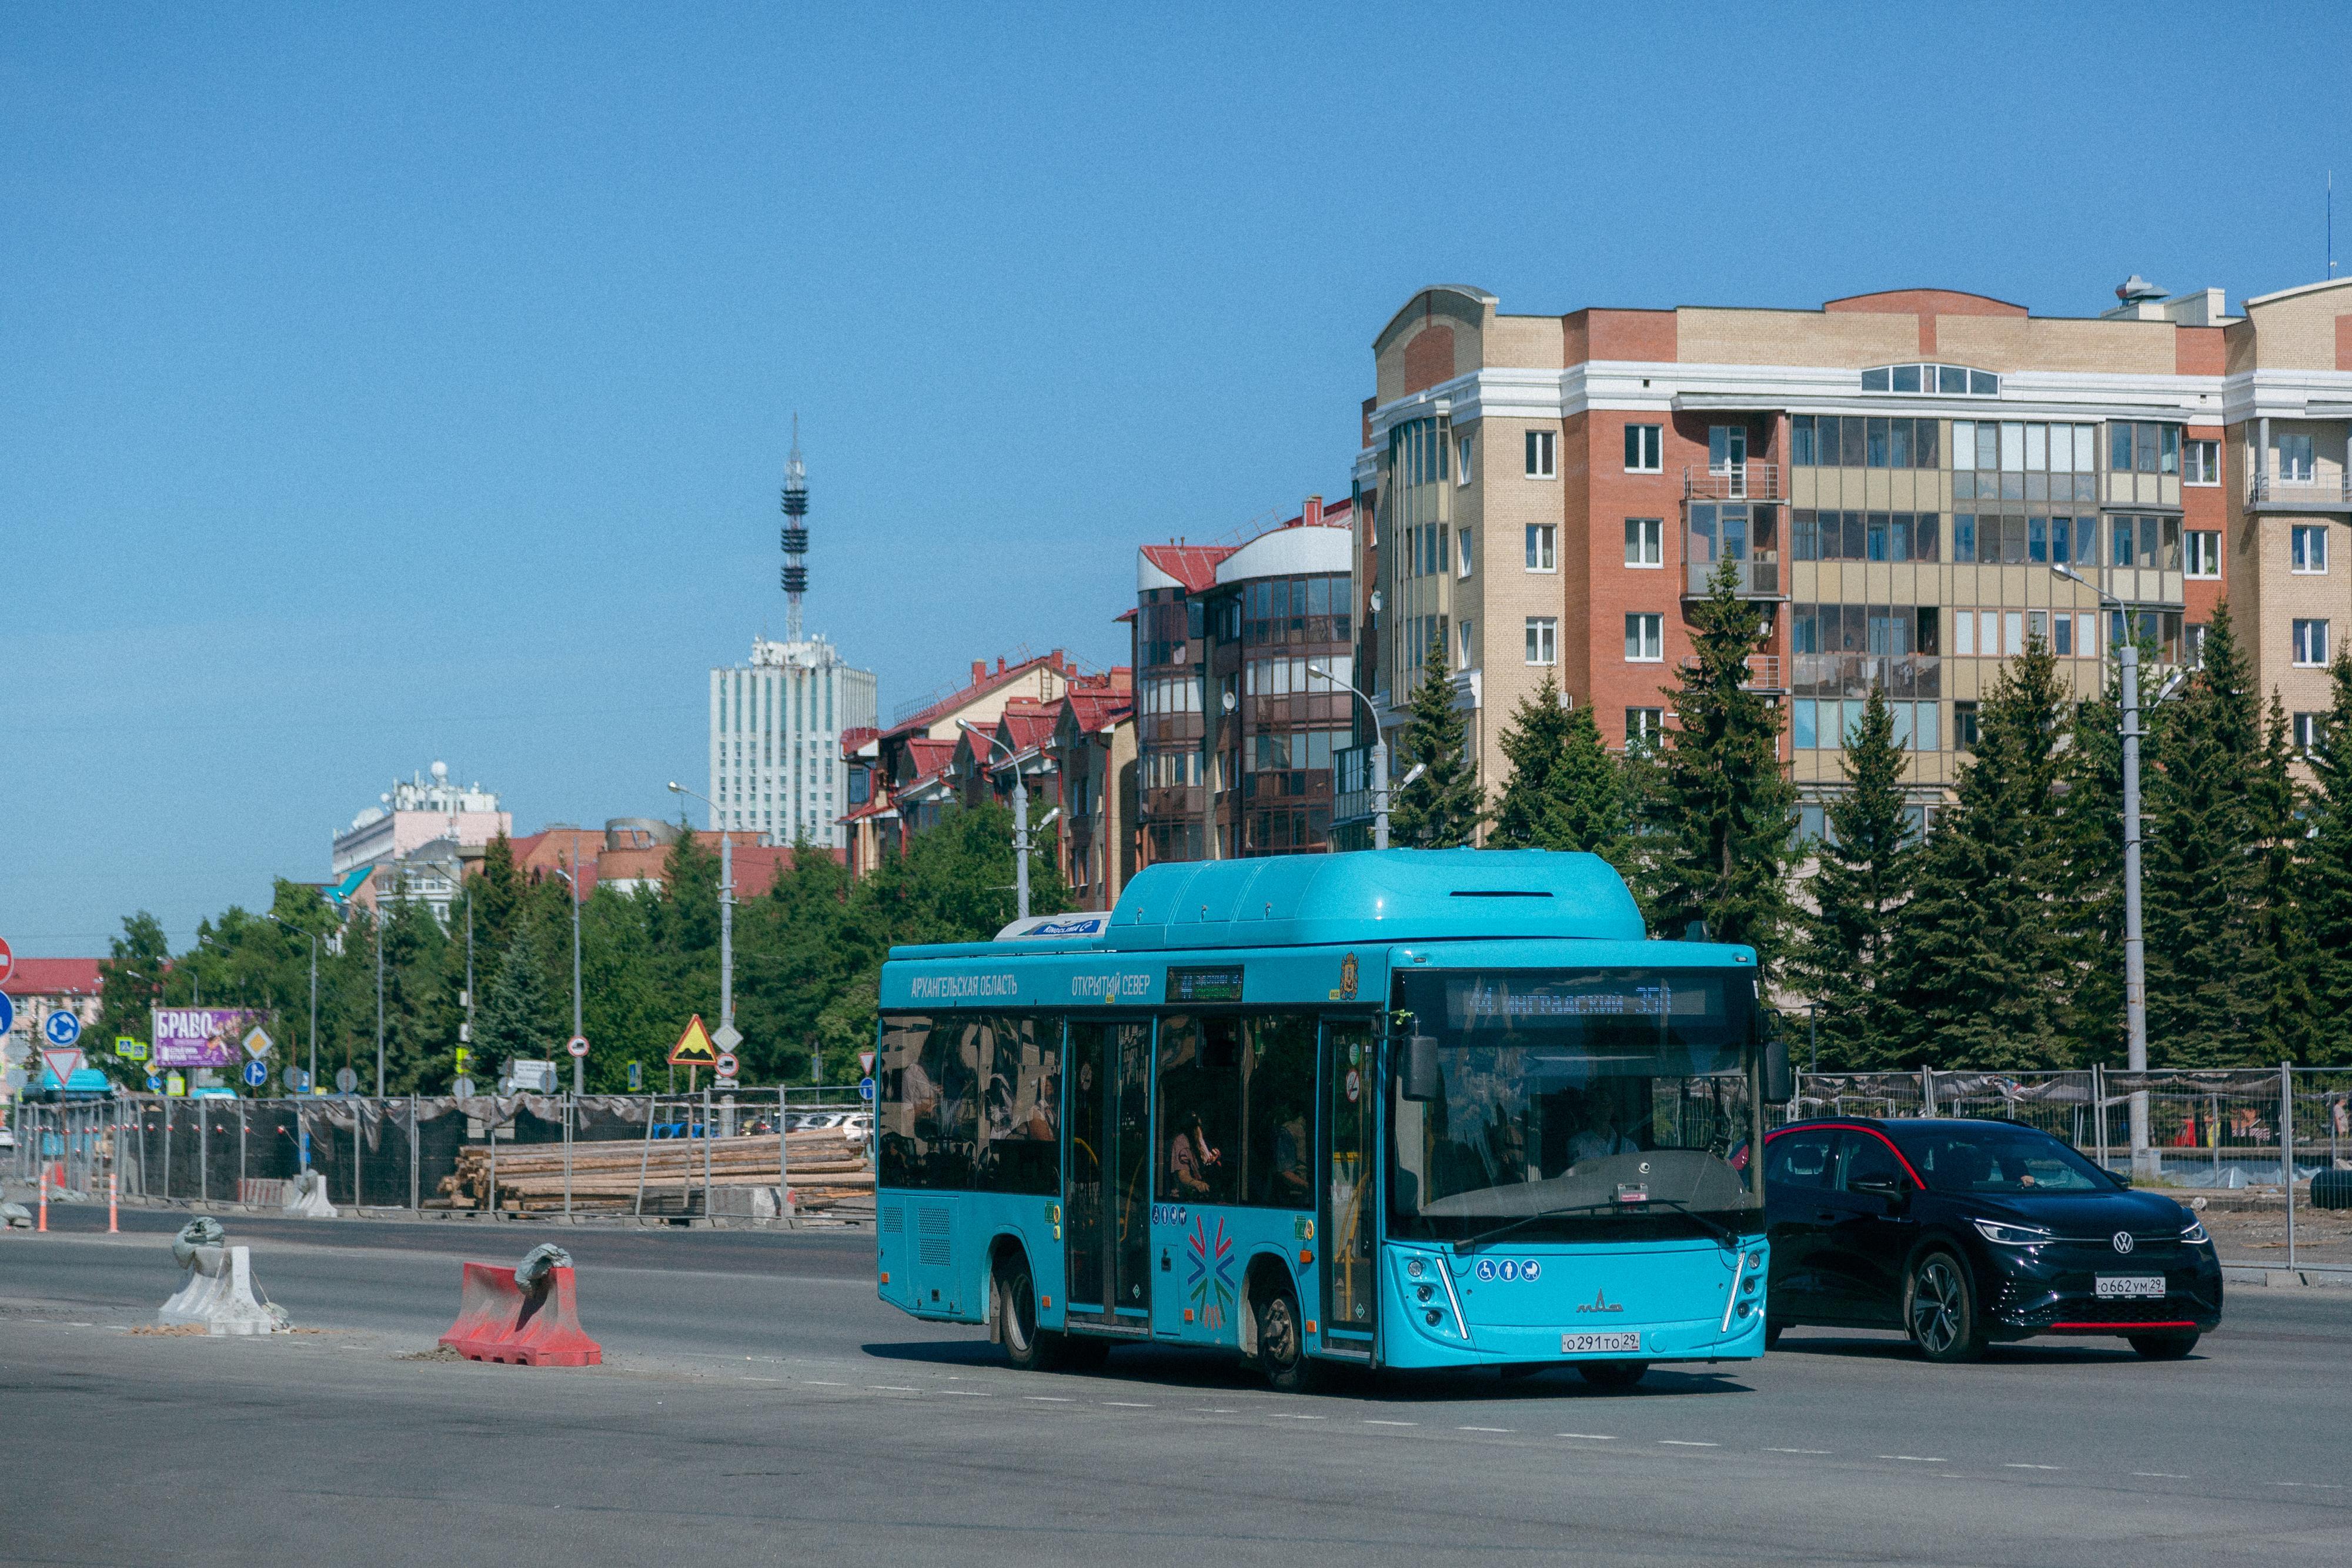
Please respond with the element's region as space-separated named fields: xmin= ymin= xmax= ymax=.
xmin=1390 ymin=629 xmax=1482 ymax=848
xmin=1640 ymin=560 xmax=1796 ymax=972
xmin=1489 ymin=671 xmax=1628 ymax=868
xmin=2143 ymin=604 xmax=2276 ymax=1066
xmin=2051 ymin=651 xmax=2135 ymax=1064
xmin=2301 ymin=653 xmax=2352 ymax=1058
xmin=474 ymin=921 xmax=559 ymax=1068
xmin=92 ymin=912 xmax=172 ymax=1087
xmin=1788 ymin=686 xmax=1916 ymax=1069
xmin=2252 ymin=693 xmax=2313 ymax=1061
xmin=1882 ymin=636 xmax=2070 ymax=1068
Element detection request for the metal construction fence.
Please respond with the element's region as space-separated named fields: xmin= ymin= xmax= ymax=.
xmin=5 ymin=1088 xmax=874 ymax=1220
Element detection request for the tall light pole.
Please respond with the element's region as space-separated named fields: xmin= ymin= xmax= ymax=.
xmin=668 ymin=783 xmax=734 ymax=1043
xmin=1304 ymin=667 xmax=1392 ymax=851
xmin=552 ymin=858 xmax=585 ymax=1097
xmin=2053 ymin=563 xmax=2180 ymax=1182
xmin=959 ymin=723 xmax=1031 ymax=919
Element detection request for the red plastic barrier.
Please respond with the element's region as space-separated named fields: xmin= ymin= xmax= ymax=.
xmin=438 ymin=1262 xmax=603 ymax=1366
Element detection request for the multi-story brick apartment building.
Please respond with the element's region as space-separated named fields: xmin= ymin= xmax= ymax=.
xmin=1132 ymin=496 xmax=1357 ymax=863
xmin=1354 ymin=274 xmax=2351 ymax=833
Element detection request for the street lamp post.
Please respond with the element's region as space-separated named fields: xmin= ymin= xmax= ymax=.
xmin=958 ymin=723 xmax=1031 ymax=920
xmin=669 ymin=783 xmax=735 ymax=1044
xmin=552 ymin=858 xmax=585 ymax=1097
xmin=2053 ymin=563 xmax=2179 ymax=1181
xmin=1304 ymin=668 xmax=1392 ymax=851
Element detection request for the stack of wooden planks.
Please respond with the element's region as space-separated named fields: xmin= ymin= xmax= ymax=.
xmin=436 ymin=1130 xmax=874 ymax=1215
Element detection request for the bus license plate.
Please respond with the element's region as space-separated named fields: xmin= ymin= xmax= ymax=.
xmin=1562 ymin=1332 xmax=1643 ymax=1354
xmin=2094 ymin=1275 xmax=2165 ymax=1299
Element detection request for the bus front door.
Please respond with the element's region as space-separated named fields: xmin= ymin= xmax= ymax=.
xmin=1064 ymin=1020 xmax=1152 ymax=1328
xmin=1320 ymin=1019 xmax=1377 ymax=1349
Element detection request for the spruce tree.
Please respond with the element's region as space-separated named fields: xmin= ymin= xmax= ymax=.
xmin=1882 ymin=636 xmax=2070 ymax=1068
xmin=1391 ymin=630 xmax=1482 ymax=848
xmin=474 ymin=921 xmax=557 ymax=1070
xmin=1489 ymin=671 xmax=1627 ymax=866
xmin=2301 ymin=653 xmax=2352 ymax=1060
xmin=1641 ymin=560 xmax=1796 ymax=973
xmin=2253 ymin=693 xmax=2313 ymax=1062
xmin=1788 ymin=686 xmax=1916 ymax=1069
xmin=93 ymin=912 xmax=172 ymax=1087
xmin=2052 ymin=652 xmax=2132 ymax=1064
xmin=2143 ymin=604 xmax=2274 ymax=1066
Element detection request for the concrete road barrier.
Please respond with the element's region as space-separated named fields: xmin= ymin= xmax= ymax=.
xmin=282 ymin=1171 xmax=338 ymax=1219
xmin=159 ymin=1218 xmax=289 ymax=1335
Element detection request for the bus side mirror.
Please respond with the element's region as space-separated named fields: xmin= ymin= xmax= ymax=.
xmin=1761 ymin=1012 xmax=1793 ymax=1104
xmin=1402 ymin=1035 xmax=1441 ymax=1101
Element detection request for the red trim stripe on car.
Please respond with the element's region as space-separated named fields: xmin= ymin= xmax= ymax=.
xmin=1763 ymin=1122 xmax=1926 ymax=1187
xmin=2046 ymin=1321 xmax=2198 ymax=1331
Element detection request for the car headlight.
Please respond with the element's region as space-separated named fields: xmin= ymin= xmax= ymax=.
xmin=2179 ymin=1219 xmax=2211 ymax=1245
xmin=1972 ymin=1219 xmax=2054 ymax=1246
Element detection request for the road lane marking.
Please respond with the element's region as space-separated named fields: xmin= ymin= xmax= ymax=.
xmin=1660 ymin=1440 xmax=1719 ymax=1447
xmin=868 ymin=1385 xmax=920 ymax=1393
xmin=1459 ymin=1426 xmax=1514 ymax=1433
xmin=1557 ymin=1433 xmax=1618 ymax=1440
xmin=2133 ymin=1473 xmax=2189 ymax=1479
xmin=1194 ymin=1407 xmax=1238 ymax=1413
xmin=805 ymin=1380 xmax=847 ymax=1386
xmin=1023 ymin=1396 xmax=1074 ymax=1403
xmin=1766 ymin=1448 xmax=1831 ymax=1455
xmin=2271 ymin=1482 xmax=2345 ymax=1490
xmin=1270 ymin=1413 xmax=1327 ymax=1420
xmin=939 ymin=1390 xmax=993 ymax=1397
xmin=2004 ymin=1464 xmax=2063 ymax=1472
xmin=1364 ymin=1420 xmax=1417 ymax=1427
xmin=1101 ymin=1401 xmax=1153 ymax=1408
xmin=1879 ymin=1456 xmax=1946 ymax=1463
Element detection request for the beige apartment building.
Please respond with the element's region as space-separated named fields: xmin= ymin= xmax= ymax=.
xmin=1352 ymin=273 xmax=2352 ymax=834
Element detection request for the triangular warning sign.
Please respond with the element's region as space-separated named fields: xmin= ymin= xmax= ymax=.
xmin=41 ymin=1048 xmax=85 ymax=1088
xmin=668 ymin=1014 xmax=720 ymax=1067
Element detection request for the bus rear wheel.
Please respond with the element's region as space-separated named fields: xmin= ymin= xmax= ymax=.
xmin=1576 ymin=1360 xmax=1649 ymax=1390
xmin=995 ymin=1252 xmax=1063 ymax=1372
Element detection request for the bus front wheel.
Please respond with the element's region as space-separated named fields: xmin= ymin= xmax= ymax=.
xmin=1255 ymin=1282 xmax=1321 ymax=1394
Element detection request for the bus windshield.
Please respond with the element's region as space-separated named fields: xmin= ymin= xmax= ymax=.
xmin=1389 ymin=968 xmax=1760 ymax=1245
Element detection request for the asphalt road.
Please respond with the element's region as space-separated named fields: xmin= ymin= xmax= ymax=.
xmin=3 ymin=1213 xmax=2348 ymax=1566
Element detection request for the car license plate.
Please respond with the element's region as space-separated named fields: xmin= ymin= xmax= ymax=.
xmin=1562 ymin=1332 xmax=1643 ymax=1354
xmin=2094 ymin=1275 xmax=2165 ymax=1299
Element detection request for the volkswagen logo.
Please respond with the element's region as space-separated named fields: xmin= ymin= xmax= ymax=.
xmin=2112 ymin=1231 xmax=2134 ymax=1255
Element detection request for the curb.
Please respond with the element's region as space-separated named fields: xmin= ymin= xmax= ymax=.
xmin=2220 ymin=1263 xmax=2352 ymax=1289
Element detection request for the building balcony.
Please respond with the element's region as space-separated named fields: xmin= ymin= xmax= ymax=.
xmin=1681 ymin=654 xmax=1783 ymax=694
xmin=1790 ymin=652 xmax=1942 ymax=701
xmin=1684 ymin=556 xmax=1783 ymax=599
xmin=1682 ymin=463 xmax=1783 ymax=503
xmin=2248 ymin=473 xmax=2352 ymax=511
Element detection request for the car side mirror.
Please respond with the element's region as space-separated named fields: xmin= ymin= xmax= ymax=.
xmin=1849 ymin=1175 xmax=1905 ymax=1204
xmin=1402 ymin=1035 xmax=1441 ymax=1102
xmin=1762 ymin=1028 xmax=1793 ymax=1105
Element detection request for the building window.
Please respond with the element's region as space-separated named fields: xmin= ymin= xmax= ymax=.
xmin=1456 ymin=434 xmax=1474 ymax=484
xmin=2185 ymin=530 xmax=2221 ymax=579
xmin=2292 ymin=524 xmax=2328 ymax=574
xmin=2186 ymin=440 xmax=2220 ymax=485
xmin=1860 ymin=363 xmax=1999 ymax=397
xmin=1457 ymin=527 xmax=1474 ymax=579
xmin=1525 ymin=524 xmax=1556 ymax=572
xmin=2109 ymin=421 xmax=2182 ymax=476
xmin=1624 ymin=517 xmax=1663 ymax=567
xmin=2293 ymin=619 xmax=2331 ymax=666
xmin=1952 ymin=702 xmax=1979 ymax=751
xmin=1458 ymin=620 xmax=1476 ymax=668
xmin=2186 ymin=622 xmax=2208 ymax=669
xmin=1526 ymin=429 xmax=1556 ymax=479
xmin=1626 ymin=708 xmax=1663 ymax=750
xmin=1525 ymin=617 xmax=1557 ymax=666
xmin=2278 ymin=432 xmax=2317 ymax=483
xmin=1623 ymin=424 xmax=1661 ymax=473
xmin=1624 ymin=613 xmax=1663 ymax=663
xmin=2294 ymin=712 xmax=2326 ymax=754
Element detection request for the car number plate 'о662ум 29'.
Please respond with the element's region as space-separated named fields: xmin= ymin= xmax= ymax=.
xmin=1562 ymin=1331 xmax=1643 ymax=1353
xmin=2094 ymin=1275 xmax=2166 ymax=1299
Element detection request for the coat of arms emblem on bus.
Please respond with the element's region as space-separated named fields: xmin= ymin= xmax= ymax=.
xmin=1338 ymin=952 xmax=1358 ymax=1001
xmin=1186 ymin=1214 xmax=1237 ymax=1329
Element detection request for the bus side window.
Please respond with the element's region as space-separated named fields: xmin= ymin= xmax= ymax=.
xmin=975 ymin=1015 xmax=1060 ymax=1196
xmin=1241 ymin=1015 xmax=1317 ymax=1208
xmin=1158 ymin=1016 xmax=1240 ymax=1205
xmin=878 ymin=1014 xmax=940 ymax=1188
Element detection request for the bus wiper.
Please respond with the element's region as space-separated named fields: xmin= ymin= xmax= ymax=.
xmin=1451 ymin=1197 xmax=1741 ymax=1255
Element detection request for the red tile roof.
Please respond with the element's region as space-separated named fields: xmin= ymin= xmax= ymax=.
xmin=5 ymin=958 xmax=104 ymax=997
xmin=1140 ymin=543 xmax=1232 ymax=594
xmin=884 ymin=651 xmax=1074 ymax=740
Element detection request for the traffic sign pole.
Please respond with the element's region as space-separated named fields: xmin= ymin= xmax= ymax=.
xmin=109 ymin=1172 xmax=118 ymax=1235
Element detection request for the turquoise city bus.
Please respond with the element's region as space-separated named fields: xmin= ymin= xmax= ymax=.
xmin=873 ymin=847 xmax=1789 ymax=1390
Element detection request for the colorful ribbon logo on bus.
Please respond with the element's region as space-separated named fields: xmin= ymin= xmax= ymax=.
xmin=1186 ymin=1214 xmax=1237 ymax=1329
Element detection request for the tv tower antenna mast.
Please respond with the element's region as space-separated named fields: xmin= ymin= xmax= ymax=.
xmin=780 ymin=414 xmax=810 ymax=640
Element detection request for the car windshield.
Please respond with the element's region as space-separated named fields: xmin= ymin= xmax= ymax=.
xmin=1887 ymin=1125 xmax=2113 ymax=1194
xmin=1388 ymin=968 xmax=1759 ymax=1243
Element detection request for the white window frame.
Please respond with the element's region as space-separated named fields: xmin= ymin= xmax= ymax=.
xmin=1624 ymin=423 xmax=1662 ymax=474
xmin=1525 ymin=523 xmax=1557 ymax=573
xmin=1625 ymin=612 xmax=1663 ymax=663
xmin=1525 ymin=429 xmax=1557 ymax=479
xmin=1458 ymin=619 xmax=1476 ymax=668
xmin=2293 ymin=712 xmax=2323 ymax=754
xmin=2185 ymin=530 xmax=2221 ymax=579
xmin=2293 ymin=619 xmax=2330 ymax=666
xmin=1456 ymin=526 xmax=1474 ymax=579
xmin=1524 ymin=616 xmax=1558 ymax=666
xmin=2185 ymin=439 xmax=2221 ymax=486
xmin=2291 ymin=524 xmax=2328 ymax=575
xmin=1625 ymin=707 xmax=1664 ymax=749
xmin=1456 ymin=434 xmax=1474 ymax=485
xmin=1624 ymin=517 xmax=1663 ymax=569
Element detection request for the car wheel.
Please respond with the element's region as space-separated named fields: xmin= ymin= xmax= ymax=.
xmin=995 ymin=1253 xmax=1060 ymax=1372
xmin=1576 ymin=1360 xmax=1649 ymax=1390
xmin=1255 ymin=1281 xmax=1321 ymax=1393
xmin=1905 ymin=1251 xmax=1984 ymax=1363
xmin=2128 ymin=1332 xmax=2199 ymax=1360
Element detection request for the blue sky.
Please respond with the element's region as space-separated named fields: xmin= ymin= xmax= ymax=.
xmin=5 ymin=2 xmax=2347 ymax=956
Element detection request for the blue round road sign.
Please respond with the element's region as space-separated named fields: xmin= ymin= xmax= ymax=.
xmin=242 ymin=1059 xmax=269 ymax=1088
xmin=146 ymin=1074 xmax=162 ymax=1092
xmin=43 ymin=1011 xmax=81 ymax=1047
xmin=0 ymin=992 xmax=13 ymax=1035
xmin=858 ymin=1076 xmax=876 ymax=1102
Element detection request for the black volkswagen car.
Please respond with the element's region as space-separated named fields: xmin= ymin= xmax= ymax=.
xmin=1758 ymin=1118 xmax=2223 ymax=1362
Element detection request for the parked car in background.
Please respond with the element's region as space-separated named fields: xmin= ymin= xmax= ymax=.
xmin=1760 ymin=1118 xmax=2223 ymax=1362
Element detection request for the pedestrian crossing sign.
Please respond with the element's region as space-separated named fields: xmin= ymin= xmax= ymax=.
xmin=668 ymin=1014 xmax=720 ymax=1068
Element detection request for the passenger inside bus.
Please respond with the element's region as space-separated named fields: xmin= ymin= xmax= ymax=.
xmin=1169 ymin=1111 xmax=1224 ymax=1198
xmin=1571 ymin=1091 xmax=1640 ymax=1163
